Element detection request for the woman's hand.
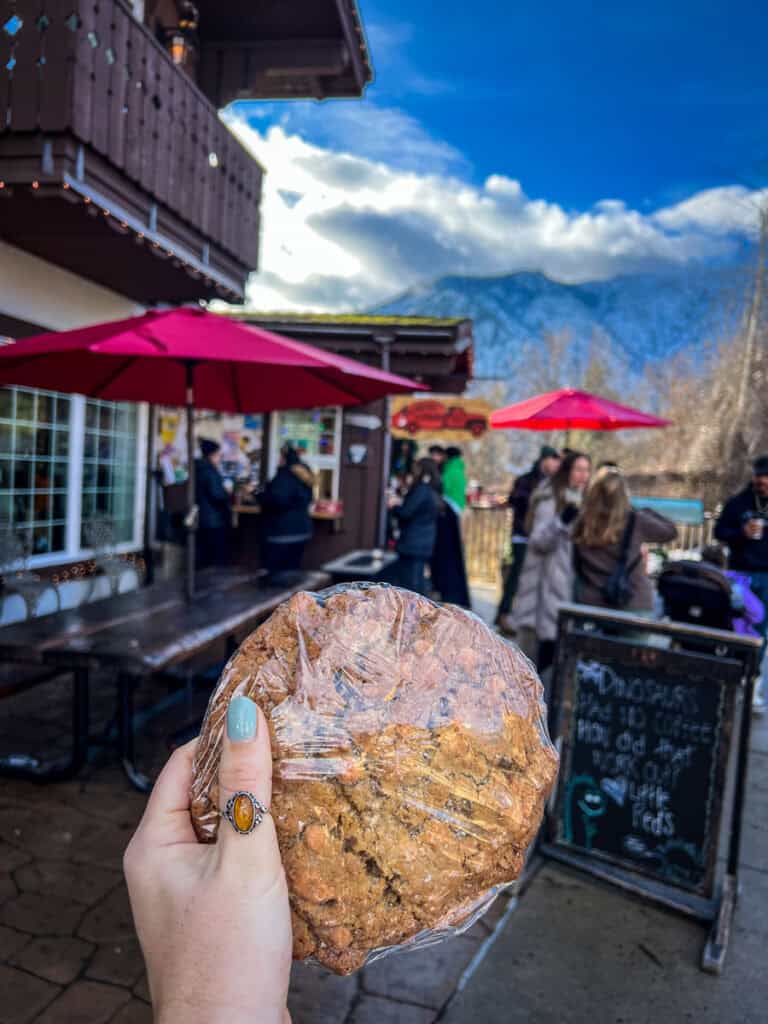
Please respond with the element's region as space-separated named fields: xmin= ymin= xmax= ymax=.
xmin=124 ymin=697 xmax=292 ymax=1024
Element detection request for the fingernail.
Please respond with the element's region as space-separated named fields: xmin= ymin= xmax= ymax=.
xmin=227 ymin=695 xmax=257 ymax=743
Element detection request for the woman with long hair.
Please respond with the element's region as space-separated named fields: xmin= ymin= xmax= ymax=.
xmin=572 ymin=468 xmax=677 ymax=612
xmin=391 ymin=457 xmax=443 ymax=594
xmin=511 ymin=450 xmax=592 ymax=670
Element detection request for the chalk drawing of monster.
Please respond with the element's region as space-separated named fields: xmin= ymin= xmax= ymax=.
xmin=564 ymin=774 xmax=607 ymax=850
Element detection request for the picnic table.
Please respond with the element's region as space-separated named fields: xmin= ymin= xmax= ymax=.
xmin=0 ymin=567 xmax=330 ymax=790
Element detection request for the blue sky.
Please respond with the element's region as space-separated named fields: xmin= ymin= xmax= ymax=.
xmin=358 ymin=1 xmax=768 ymax=209
xmin=227 ymin=1 xmax=768 ymax=311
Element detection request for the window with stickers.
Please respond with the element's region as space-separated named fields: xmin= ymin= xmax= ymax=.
xmin=268 ymin=407 xmax=341 ymax=501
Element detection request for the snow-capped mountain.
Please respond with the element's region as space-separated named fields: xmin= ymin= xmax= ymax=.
xmin=376 ymin=265 xmax=752 ymax=381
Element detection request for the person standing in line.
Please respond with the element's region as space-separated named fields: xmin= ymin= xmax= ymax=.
xmin=428 ymin=444 xmax=446 ymax=470
xmin=432 ymin=446 xmax=472 ymax=607
xmin=259 ymin=446 xmax=315 ymax=581
xmin=714 ymin=454 xmax=768 ymax=712
xmin=511 ymin=451 xmax=592 ymax=671
xmin=496 ymin=445 xmax=561 ymax=632
xmin=195 ymin=439 xmax=232 ymax=568
xmin=441 ymin=446 xmax=467 ymax=512
xmin=572 ymin=467 xmax=677 ymax=614
xmin=390 ymin=457 xmax=443 ymax=594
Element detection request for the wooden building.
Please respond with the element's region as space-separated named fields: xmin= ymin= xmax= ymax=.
xmin=0 ymin=0 xmax=371 ymax=574
xmin=228 ymin=314 xmax=474 ymax=569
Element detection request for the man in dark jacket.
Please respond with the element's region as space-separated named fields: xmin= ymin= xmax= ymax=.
xmin=495 ymin=445 xmax=561 ymax=626
xmin=260 ymin=447 xmax=314 ymax=579
xmin=195 ymin=439 xmax=232 ymax=568
xmin=715 ymin=455 xmax=768 ymax=689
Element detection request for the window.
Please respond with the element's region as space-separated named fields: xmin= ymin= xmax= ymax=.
xmin=0 ymin=387 xmax=71 ymax=555
xmin=269 ymin=407 xmax=341 ymax=500
xmin=0 ymin=386 xmax=145 ymax=566
xmin=81 ymin=399 xmax=139 ymax=545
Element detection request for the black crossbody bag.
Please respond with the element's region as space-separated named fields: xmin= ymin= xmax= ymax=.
xmin=599 ymin=510 xmax=641 ymax=608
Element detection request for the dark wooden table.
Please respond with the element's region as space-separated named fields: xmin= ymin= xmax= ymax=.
xmin=0 ymin=568 xmax=330 ymax=789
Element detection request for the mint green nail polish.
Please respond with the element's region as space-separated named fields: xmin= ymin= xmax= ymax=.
xmin=227 ymin=695 xmax=257 ymax=742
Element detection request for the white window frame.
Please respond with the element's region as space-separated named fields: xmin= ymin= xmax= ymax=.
xmin=267 ymin=407 xmax=342 ymax=500
xmin=2 ymin=391 xmax=148 ymax=570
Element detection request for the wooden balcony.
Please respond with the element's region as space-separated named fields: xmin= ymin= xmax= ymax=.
xmin=0 ymin=0 xmax=263 ymax=303
xmin=195 ymin=0 xmax=372 ymax=106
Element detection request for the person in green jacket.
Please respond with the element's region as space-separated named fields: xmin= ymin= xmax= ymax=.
xmin=430 ymin=444 xmax=471 ymax=606
xmin=442 ymin=446 xmax=467 ymax=512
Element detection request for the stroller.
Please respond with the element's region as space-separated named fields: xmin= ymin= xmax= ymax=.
xmin=657 ymin=559 xmax=735 ymax=632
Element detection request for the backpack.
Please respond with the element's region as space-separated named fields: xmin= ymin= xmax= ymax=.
xmin=600 ymin=511 xmax=641 ymax=608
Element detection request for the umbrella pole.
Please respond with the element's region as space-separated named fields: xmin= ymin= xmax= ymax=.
xmin=142 ymin=404 xmax=156 ymax=586
xmin=185 ymin=362 xmax=197 ymax=602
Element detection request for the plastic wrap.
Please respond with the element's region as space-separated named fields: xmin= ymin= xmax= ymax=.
xmin=190 ymin=583 xmax=558 ymax=975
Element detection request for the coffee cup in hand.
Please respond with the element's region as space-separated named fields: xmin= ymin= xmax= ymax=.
xmin=744 ymin=516 xmax=765 ymax=540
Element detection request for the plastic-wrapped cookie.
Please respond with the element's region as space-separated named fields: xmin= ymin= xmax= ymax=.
xmin=190 ymin=583 xmax=558 ymax=974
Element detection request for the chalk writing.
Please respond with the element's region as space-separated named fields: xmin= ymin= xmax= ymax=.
xmin=556 ymin=657 xmax=725 ymax=892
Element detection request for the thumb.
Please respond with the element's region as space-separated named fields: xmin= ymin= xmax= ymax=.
xmin=217 ymin=695 xmax=280 ymax=874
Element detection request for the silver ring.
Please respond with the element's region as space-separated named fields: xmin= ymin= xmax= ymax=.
xmin=221 ymin=791 xmax=269 ymax=835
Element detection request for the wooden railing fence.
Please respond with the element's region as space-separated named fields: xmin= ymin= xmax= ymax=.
xmin=462 ymin=506 xmax=719 ymax=585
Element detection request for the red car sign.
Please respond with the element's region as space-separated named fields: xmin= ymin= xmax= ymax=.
xmin=392 ymin=400 xmax=487 ymax=437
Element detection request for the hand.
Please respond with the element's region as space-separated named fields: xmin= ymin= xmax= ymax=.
xmin=124 ymin=697 xmax=292 ymax=1024
xmin=744 ymin=519 xmax=763 ymax=540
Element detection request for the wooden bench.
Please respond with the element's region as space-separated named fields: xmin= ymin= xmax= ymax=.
xmin=0 ymin=568 xmax=330 ymax=789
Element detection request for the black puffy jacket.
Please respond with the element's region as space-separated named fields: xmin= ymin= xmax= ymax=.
xmin=195 ymin=458 xmax=230 ymax=530
xmin=715 ymin=486 xmax=768 ymax=572
xmin=395 ymin=482 xmax=441 ymax=558
xmin=261 ymin=464 xmax=314 ymax=542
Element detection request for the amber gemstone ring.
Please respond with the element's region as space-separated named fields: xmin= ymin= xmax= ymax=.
xmin=222 ymin=791 xmax=269 ymax=835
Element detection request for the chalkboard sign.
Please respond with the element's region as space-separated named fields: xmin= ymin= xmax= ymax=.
xmin=550 ymin=642 xmax=738 ymax=894
xmin=541 ymin=605 xmax=760 ymax=972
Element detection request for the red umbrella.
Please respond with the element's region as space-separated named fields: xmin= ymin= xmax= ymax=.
xmin=0 ymin=307 xmax=423 ymax=410
xmin=0 ymin=307 xmax=425 ymax=597
xmin=490 ymin=388 xmax=671 ymax=433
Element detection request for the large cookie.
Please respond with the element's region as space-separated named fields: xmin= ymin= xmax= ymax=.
xmin=190 ymin=584 xmax=558 ymax=974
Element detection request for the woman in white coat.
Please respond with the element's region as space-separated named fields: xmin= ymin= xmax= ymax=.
xmin=511 ymin=451 xmax=592 ymax=671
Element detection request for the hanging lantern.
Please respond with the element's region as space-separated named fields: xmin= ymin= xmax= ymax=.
xmin=164 ymin=1 xmax=199 ymax=69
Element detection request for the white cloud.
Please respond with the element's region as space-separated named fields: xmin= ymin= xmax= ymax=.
xmin=233 ymin=100 xmax=466 ymax=176
xmin=222 ymin=109 xmax=763 ymax=314
xmin=652 ymin=186 xmax=768 ymax=235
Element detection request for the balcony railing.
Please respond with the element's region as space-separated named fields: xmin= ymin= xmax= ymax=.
xmin=0 ymin=0 xmax=263 ymax=302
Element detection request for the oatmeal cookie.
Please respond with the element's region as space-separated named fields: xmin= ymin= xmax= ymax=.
xmin=190 ymin=584 xmax=558 ymax=974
